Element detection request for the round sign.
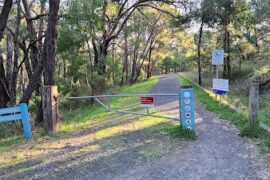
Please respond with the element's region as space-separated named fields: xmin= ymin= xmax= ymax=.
xmin=214 ymin=51 xmax=222 ymax=58
xmin=185 ymin=112 xmax=191 ymax=118
xmin=185 ymin=106 xmax=191 ymax=111
xmin=186 ymin=119 xmax=191 ymax=125
xmin=184 ymin=99 xmax=190 ymax=105
xmin=184 ymin=91 xmax=191 ymax=98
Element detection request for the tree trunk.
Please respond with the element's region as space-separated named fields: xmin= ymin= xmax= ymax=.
xmin=133 ymin=40 xmax=153 ymax=83
xmin=130 ymin=17 xmax=141 ymax=84
xmin=22 ymin=0 xmax=40 ymax=71
xmin=226 ymin=31 xmax=231 ymax=77
xmin=0 ymin=0 xmax=13 ymax=108
xmin=147 ymin=41 xmax=154 ymax=79
xmin=0 ymin=53 xmax=10 ymax=108
xmin=197 ymin=18 xmax=204 ymax=85
xmin=254 ymin=25 xmax=259 ymax=53
xmin=43 ymin=0 xmax=60 ymax=85
xmin=38 ymin=0 xmax=46 ymax=48
xmin=19 ymin=66 xmax=24 ymax=92
xmin=120 ymin=56 xmax=126 ymax=85
xmin=124 ymin=24 xmax=129 ymax=80
xmin=39 ymin=0 xmax=60 ymax=124
xmin=10 ymin=0 xmax=22 ymax=105
xmin=0 ymin=0 xmax=13 ymax=41
xmin=130 ymin=51 xmax=138 ymax=84
xmin=20 ymin=0 xmax=60 ymax=104
xmin=112 ymin=39 xmax=116 ymax=82
xmin=238 ymin=46 xmax=245 ymax=72
xmin=6 ymin=30 xmax=13 ymax=88
xmin=63 ymin=59 xmax=67 ymax=79
xmin=223 ymin=2 xmax=231 ymax=78
xmin=223 ymin=29 xmax=228 ymax=78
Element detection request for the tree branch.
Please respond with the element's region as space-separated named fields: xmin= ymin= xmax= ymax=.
xmin=26 ymin=13 xmax=48 ymax=21
xmin=0 ymin=0 xmax=13 ymax=41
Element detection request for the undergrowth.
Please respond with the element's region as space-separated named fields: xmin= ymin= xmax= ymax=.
xmin=178 ymin=74 xmax=270 ymax=152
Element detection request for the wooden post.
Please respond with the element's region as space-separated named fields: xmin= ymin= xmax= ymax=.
xmin=43 ymin=86 xmax=59 ymax=132
xmin=249 ymin=81 xmax=259 ymax=129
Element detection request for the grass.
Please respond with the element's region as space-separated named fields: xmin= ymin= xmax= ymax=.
xmin=178 ymin=73 xmax=270 ymax=152
xmin=0 ymin=76 xmax=195 ymax=170
xmin=182 ymin=71 xmax=270 ymax=127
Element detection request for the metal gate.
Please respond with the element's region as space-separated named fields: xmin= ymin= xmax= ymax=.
xmin=69 ymin=86 xmax=195 ymax=131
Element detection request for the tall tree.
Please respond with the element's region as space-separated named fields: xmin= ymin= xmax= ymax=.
xmin=0 ymin=0 xmax=13 ymax=107
xmin=194 ymin=0 xmax=218 ymax=85
xmin=20 ymin=0 xmax=61 ymax=103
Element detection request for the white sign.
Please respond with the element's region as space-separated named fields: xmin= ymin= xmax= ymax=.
xmin=212 ymin=50 xmax=224 ymax=65
xmin=212 ymin=79 xmax=229 ymax=92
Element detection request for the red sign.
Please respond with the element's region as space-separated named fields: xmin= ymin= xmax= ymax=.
xmin=141 ymin=97 xmax=154 ymax=108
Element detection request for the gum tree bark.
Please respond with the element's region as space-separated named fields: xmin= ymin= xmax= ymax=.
xmin=0 ymin=0 xmax=13 ymax=41
xmin=197 ymin=18 xmax=204 ymax=86
xmin=20 ymin=0 xmax=60 ymax=103
xmin=0 ymin=0 xmax=13 ymax=107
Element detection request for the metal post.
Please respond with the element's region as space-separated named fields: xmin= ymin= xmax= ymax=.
xmin=180 ymin=85 xmax=195 ymax=131
xmin=107 ymin=96 xmax=111 ymax=111
xmin=215 ymin=65 xmax=219 ymax=100
xmin=249 ymin=81 xmax=259 ymax=129
xmin=216 ymin=65 xmax=219 ymax=79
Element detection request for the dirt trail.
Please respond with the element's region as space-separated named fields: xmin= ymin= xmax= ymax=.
xmin=1 ymin=74 xmax=269 ymax=180
xmin=116 ymin=74 xmax=270 ymax=180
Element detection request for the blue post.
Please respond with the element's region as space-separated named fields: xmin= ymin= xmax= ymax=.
xmin=20 ymin=103 xmax=32 ymax=139
xmin=179 ymin=86 xmax=195 ymax=131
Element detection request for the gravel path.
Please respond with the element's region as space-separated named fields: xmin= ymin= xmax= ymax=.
xmin=116 ymin=74 xmax=270 ymax=180
xmin=1 ymin=74 xmax=269 ymax=180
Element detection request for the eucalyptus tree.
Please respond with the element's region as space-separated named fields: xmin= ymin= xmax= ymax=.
xmin=0 ymin=0 xmax=13 ymax=107
xmin=249 ymin=0 xmax=270 ymax=52
xmin=193 ymin=0 xmax=219 ymax=85
xmin=59 ymin=0 xmax=190 ymax=91
xmin=21 ymin=0 xmax=61 ymax=104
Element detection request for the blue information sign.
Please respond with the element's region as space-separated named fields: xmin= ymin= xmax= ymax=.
xmin=213 ymin=89 xmax=227 ymax=96
xmin=179 ymin=87 xmax=195 ymax=131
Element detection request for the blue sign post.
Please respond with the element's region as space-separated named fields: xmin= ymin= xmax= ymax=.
xmin=179 ymin=86 xmax=195 ymax=131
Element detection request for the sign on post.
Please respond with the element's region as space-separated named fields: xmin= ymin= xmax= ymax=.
xmin=212 ymin=50 xmax=224 ymax=65
xmin=179 ymin=86 xmax=195 ymax=131
xmin=212 ymin=79 xmax=229 ymax=95
xmin=141 ymin=96 xmax=154 ymax=108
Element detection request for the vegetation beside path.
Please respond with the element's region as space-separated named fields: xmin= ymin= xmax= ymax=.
xmin=177 ymin=74 xmax=270 ymax=153
xmin=0 ymin=76 xmax=194 ymax=171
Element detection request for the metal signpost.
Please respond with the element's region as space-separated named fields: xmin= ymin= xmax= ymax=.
xmin=211 ymin=49 xmax=229 ymax=100
xmin=212 ymin=79 xmax=229 ymax=93
xmin=179 ymin=86 xmax=195 ymax=131
xmin=141 ymin=96 xmax=154 ymax=114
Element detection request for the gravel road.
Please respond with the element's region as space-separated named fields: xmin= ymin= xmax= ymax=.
xmin=116 ymin=74 xmax=270 ymax=180
xmin=1 ymin=74 xmax=269 ymax=180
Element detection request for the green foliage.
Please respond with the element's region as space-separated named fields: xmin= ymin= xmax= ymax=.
xmin=0 ymin=122 xmax=23 ymax=139
xmin=178 ymin=75 xmax=270 ymax=150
